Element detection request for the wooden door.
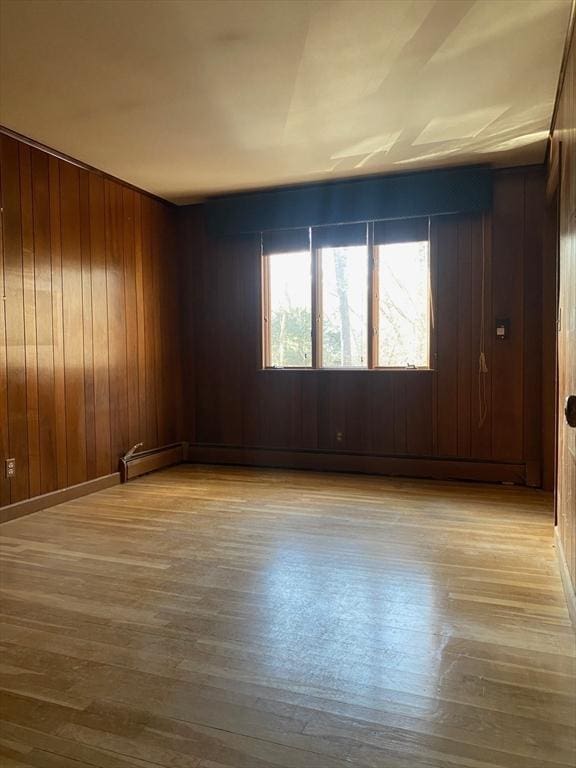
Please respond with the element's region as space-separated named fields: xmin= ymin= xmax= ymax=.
xmin=556 ymin=138 xmax=576 ymax=592
xmin=556 ymin=231 xmax=576 ymax=583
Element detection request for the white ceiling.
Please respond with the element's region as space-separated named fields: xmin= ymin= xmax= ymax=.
xmin=0 ymin=0 xmax=571 ymax=203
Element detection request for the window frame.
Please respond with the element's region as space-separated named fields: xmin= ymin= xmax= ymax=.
xmin=261 ymin=222 xmax=436 ymax=371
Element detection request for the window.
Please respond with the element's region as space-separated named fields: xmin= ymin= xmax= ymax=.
xmin=267 ymin=250 xmax=312 ymax=367
xmin=262 ymin=219 xmax=432 ymax=369
xmin=377 ymin=241 xmax=430 ymax=368
xmin=321 ymin=245 xmax=368 ymax=368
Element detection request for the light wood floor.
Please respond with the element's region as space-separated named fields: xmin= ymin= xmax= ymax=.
xmin=0 ymin=465 xmax=574 ymax=768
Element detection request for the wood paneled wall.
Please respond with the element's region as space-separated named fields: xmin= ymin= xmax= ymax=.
xmin=551 ymin=25 xmax=576 ymax=596
xmin=0 ymin=132 xmax=552 ymax=504
xmin=0 ymin=133 xmax=183 ymax=507
xmin=180 ymin=167 xmax=550 ymax=485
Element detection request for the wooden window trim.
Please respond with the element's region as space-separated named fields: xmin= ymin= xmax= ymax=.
xmin=261 ymin=239 xmax=314 ymax=369
xmin=368 ymin=223 xmax=377 ymax=370
xmin=261 ymin=226 xmax=435 ymax=371
xmin=261 ymin=241 xmax=271 ymax=368
xmin=371 ymin=232 xmax=435 ymax=371
xmin=315 ymin=239 xmax=372 ymax=370
xmin=428 ymin=218 xmax=438 ymax=372
xmin=312 ymin=246 xmax=322 ymax=368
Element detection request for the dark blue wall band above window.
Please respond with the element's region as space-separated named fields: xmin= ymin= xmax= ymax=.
xmin=311 ymin=222 xmax=368 ymax=249
xmin=374 ymin=216 xmax=429 ymax=244
xmin=261 ymin=227 xmax=310 ymax=255
xmin=204 ymin=165 xmax=492 ymax=236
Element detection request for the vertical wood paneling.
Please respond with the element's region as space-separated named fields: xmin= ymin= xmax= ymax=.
xmin=2 ymin=136 xmax=29 ymax=502
xmin=435 ymin=216 xmax=459 ymax=457
xmin=300 ymin=375 xmax=318 ymax=450
xmin=523 ymin=174 xmax=545 ymax=486
xmin=19 ymin=143 xmax=41 ymax=498
xmin=141 ymin=196 xmax=158 ymax=450
xmin=0 ymin=130 xmax=550 ymax=501
xmin=405 ymin=374 xmax=433 ymax=456
xmin=491 ymin=173 xmax=525 ymax=461
xmin=0 ymin=134 xmax=183 ymax=506
xmin=49 ymin=155 xmax=67 ymax=490
xmin=542 ymin=193 xmax=558 ymax=492
xmin=392 ymin=374 xmax=407 ymax=454
xmin=134 ymin=193 xmax=147 ymax=445
xmin=159 ymin=209 xmax=172 ymax=444
xmin=155 ymin=201 xmax=180 ymax=446
xmin=149 ymin=201 xmax=162 ymax=444
xmin=88 ymin=173 xmax=112 ymax=477
xmin=318 ymin=374 xmax=372 ymax=452
xmin=79 ymin=169 xmax=96 ymax=481
xmin=183 ymin=167 xmax=548 ymax=484
xmin=167 ymin=208 xmax=183 ymax=443
xmin=178 ymin=208 xmax=195 ymax=445
xmin=552 ymin=29 xmax=576 ymax=593
xmin=368 ymin=376 xmax=394 ymax=455
xmin=105 ymin=180 xmax=128 ymax=467
xmin=0 ymin=147 xmax=10 ymax=506
xmin=122 ymin=187 xmax=139 ymax=449
xmin=456 ymin=216 xmax=472 ymax=458
xmin=470 ymin=214 xmax=493 ymax=459
xmin=31 ymin=148 xmax=57 ymax=495
xmin=60 ymin=161 xmax=87 ymax=486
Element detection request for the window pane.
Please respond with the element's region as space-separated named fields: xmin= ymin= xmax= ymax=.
xmin=268 ymin=250 xmax=312 ymax=367
xmin=321 ymin=246 xmax=368 ymax=368
xmin=378 ymin=241 xmax=430 ymax=367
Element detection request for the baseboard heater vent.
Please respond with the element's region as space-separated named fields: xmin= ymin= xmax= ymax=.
xmin=119 ymin=442 xmax=186 ymax=482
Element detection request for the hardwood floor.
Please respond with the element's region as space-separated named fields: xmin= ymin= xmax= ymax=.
xmin=0 ymin=465 xmax=574 ymax=768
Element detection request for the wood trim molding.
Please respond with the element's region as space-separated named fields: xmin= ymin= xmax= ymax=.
xmin=0 ymin=125 xmax=174 ymax=207
xmin=547 ymin=1 xmax=575 ymax=151
xmin=187 ymin=444 xmax=527 ymax=484
xmin=119 ymin=443 xmax=185 ymax=482
xmin=0 ymin=473 xmax=120 ymax=524
xmin=554 ymin=526 xmax=576 ymax=628
xmin=546 ymin=139 xmax=561 ymax=200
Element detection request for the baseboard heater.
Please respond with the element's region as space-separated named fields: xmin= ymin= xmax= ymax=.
xmin=119 ymin=442 xmax=186 ymax=482
xmin=186 ymin=444 xmax=527 ymax=485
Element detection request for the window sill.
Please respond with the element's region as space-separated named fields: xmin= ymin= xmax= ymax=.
xmin=260 ymin=367 xmax=435 ymax=373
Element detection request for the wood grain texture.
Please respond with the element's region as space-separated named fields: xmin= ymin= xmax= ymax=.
xmin=2 ymin=136 xmax=28 ymax=503
xmin=0 ymin=141 xmax=8 ymax=507
xmin=556 ymin=528 xmax=576 ymax=628
xmin=188 ymin=444 xmax=526 ymax=484
xmin=550 ymin=26 xmax=576 ymax=597
xmin=119 ymin=443 xmax=185 ymax=482
xmin=0 ymin=132 xmax=184 ymax=507
xmin=180 ymin=168 xmax=549 ymax=485
xmin=542 ymin=182 xmax=559 ymax=493
xmin=0 ymin=472 xmax=120 ymax=524
xmin=0 ymin=464 xmax=574 ymax=767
